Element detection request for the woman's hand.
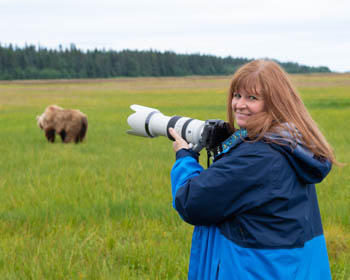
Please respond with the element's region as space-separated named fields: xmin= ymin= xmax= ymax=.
xmin=168 ymin=127 xmax=189 ymax=152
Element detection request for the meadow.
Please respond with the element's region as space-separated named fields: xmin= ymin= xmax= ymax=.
xmin=0 ymin=74 xmax=349 ymax=279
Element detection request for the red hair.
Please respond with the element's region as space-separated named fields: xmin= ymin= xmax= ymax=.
xmin=227 ymin=60 xmax=338 ymax=164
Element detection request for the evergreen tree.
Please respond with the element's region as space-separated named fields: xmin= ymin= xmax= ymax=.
xmin=0 ymin=43 xmax=332 ymax=80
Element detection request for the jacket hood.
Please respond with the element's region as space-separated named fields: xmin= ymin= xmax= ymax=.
xmin=265 ymin=129 xmax=332 ymax=184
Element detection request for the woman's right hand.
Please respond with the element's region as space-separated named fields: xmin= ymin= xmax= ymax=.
xmin=168 ymin=128 xmax=189 ymax=152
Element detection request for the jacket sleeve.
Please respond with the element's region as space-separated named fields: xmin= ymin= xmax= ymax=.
xmin=171 ymin=149 xmax=204 ymax=210
xmin=171 ymin=143 xmax=278 ymax=225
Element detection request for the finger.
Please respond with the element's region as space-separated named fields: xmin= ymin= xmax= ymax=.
xmin=168 ymin=127 xmax=181 ymax=140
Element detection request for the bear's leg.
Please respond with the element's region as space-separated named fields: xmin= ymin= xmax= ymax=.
xmin=77 ymin=121 xmax=87 ymax=142
xmin=45 ymin=129 xmax=56 ymax=142
xmin=59 ymin=130 xmax=66 ymax=142
xmin=63 ymin=131 xmax=75 ymax=143
xmin=75 ymin=132 xmax=83 ymax=143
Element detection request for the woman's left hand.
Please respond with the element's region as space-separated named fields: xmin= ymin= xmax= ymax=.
xmin=168 ymin=128 xmax=189 ymax=152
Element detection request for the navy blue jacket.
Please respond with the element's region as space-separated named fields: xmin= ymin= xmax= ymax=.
xmin=171 ymin=130 xmax=332 ymax=279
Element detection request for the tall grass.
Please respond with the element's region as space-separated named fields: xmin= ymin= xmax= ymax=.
xmin=0 ymin=74 xmax=349 ymax=279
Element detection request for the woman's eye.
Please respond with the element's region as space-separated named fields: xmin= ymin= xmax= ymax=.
xmin=249 ymin=96 xmax=257 ymax=100
xmin=234 ymin=93 xmax=241 ymax=98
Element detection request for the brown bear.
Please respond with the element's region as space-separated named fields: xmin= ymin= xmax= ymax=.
xmin=37 ymin=105 xmax=88 ymax=143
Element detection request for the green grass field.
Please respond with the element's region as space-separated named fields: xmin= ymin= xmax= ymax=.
xmin=0 ymin=74 xmax=349 ymax=279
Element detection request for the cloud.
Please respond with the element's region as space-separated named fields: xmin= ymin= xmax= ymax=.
xmin=0 ymin=0 xmax=349 ymax=71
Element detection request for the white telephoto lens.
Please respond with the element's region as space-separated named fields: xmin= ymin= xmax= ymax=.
xmin=127 ymin=104 xmax=205 ymax=151
xmin=147 ymin=113 xmax=171 ymax=137
xmin=183 ymin=119 xmax=205 ymax=145
xmin=127 ymin=105 xmax=161 ymax=137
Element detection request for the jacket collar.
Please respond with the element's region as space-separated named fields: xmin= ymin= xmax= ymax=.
xmin=213 ymin=129 xmax=248 ymax=158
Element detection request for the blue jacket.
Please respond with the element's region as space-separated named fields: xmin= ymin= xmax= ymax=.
xmin=171 ymin=130 xmax=332 ymax=280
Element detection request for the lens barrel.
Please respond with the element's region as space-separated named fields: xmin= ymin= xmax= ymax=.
xmin=127 ymin=105 xmax=205 ymax=149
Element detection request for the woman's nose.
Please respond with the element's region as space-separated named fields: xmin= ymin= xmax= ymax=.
xmin=236 ymin=98 xmax=247 ymax=108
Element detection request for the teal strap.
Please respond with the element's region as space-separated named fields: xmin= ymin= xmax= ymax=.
xmin=215 ymin=129 xmax=248 ymax=157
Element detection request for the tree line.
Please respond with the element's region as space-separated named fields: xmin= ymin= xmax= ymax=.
xmin=0 ymin=44 xmax=331 ymax=80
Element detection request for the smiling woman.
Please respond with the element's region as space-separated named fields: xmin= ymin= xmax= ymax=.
xmin=169 ymin=60 xmax=338 ymax=280
xmin=231 ymin=90 xmax=265 ymax=128
xmin=227 ymin=60 xmax=337 ymax=164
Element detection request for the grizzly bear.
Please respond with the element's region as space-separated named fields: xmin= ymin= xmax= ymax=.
xmin=37 ymin=105 xmax=88 ymax=143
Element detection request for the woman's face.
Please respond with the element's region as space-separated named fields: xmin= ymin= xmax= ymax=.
xmin=231 ymin=89 xmax=265 ymax=128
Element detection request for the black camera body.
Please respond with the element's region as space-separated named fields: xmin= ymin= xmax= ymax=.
xmin=201 ymin=119 xmax=232 ymax=152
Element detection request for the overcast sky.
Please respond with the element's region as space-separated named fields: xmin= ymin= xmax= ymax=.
xmin=1 ymin=0 xmax=349 ymax=72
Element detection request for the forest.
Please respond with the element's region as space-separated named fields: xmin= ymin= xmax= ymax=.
xmin=0 ymin=44 xmax=331 ymax=80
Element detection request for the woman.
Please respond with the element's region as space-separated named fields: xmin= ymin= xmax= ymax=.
xmin=169 ymin=60 xmax=335 ymax=279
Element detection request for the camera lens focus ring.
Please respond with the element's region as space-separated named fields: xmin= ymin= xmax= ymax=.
xmin=181 ymin=118 xmax=193 ymax=139
xmin=166 ymin=116 xmax=181 ymax=140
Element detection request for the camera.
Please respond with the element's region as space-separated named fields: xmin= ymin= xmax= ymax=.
xmin=127 ymin=105 xmax=232 ymax=153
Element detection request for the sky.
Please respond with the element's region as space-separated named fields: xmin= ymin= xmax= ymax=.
xmin=1 ymin=0 xmax=349 ymax=72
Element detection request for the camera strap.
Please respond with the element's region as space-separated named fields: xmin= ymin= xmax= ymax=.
xmin=207 ymin=150 xmax=212 ymax=168
xmin=206 ymin=129 xmax=248 ymax=167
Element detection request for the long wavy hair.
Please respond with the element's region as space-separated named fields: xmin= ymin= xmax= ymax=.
xmin=227 ymin=59 xmax=338 ymax=164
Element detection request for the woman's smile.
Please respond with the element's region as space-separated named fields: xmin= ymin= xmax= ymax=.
xmin=231 ymin=90 xmax=265 ymax=128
